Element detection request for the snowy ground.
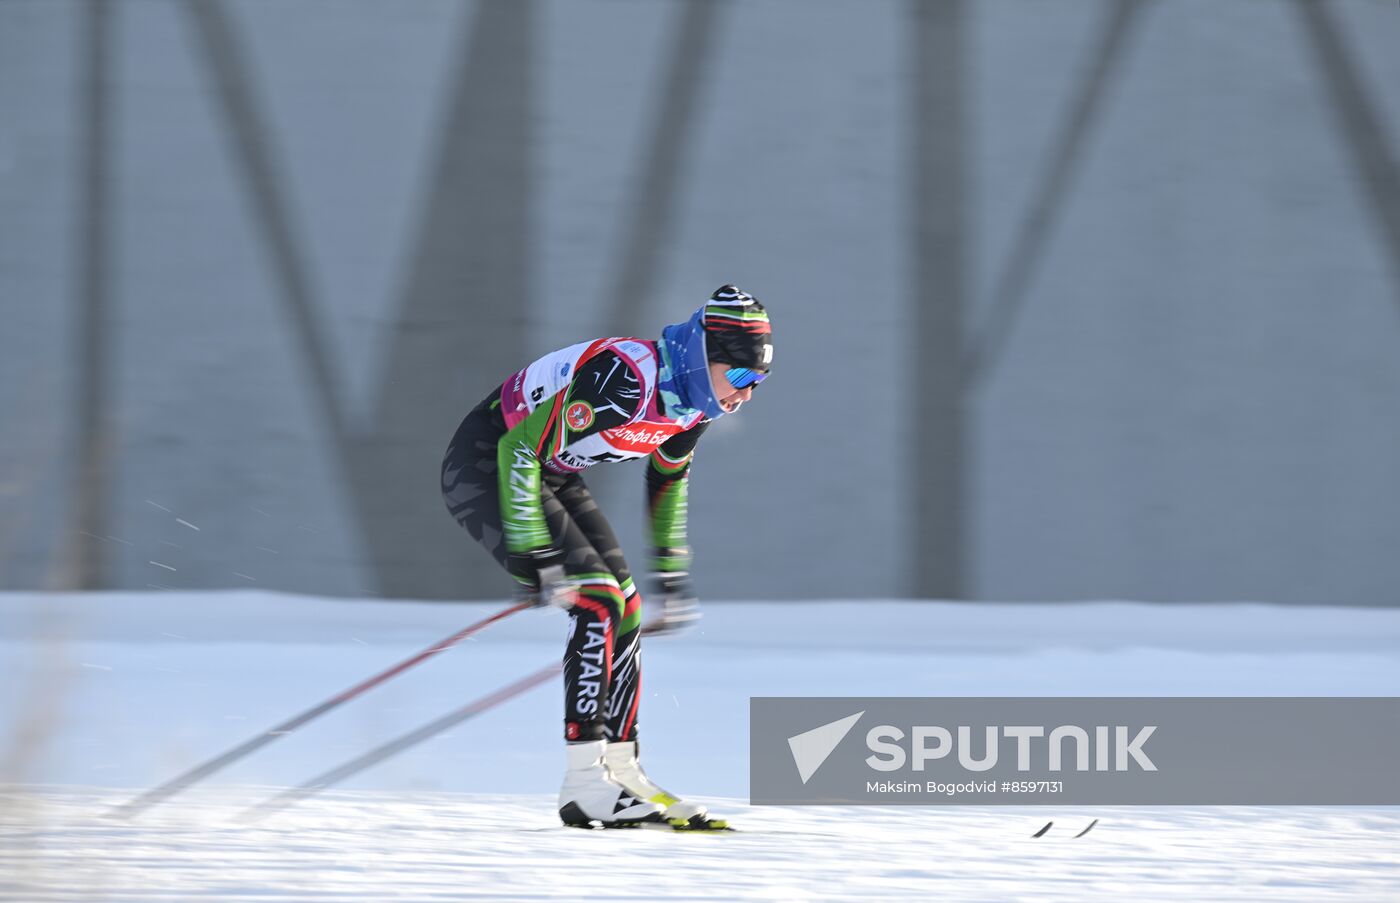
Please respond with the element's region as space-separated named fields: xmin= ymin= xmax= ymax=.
xmin=3 ymin=592 xmax=1400 ymax=901
xmin=6 ymin=788 xmax=1400 ymax=902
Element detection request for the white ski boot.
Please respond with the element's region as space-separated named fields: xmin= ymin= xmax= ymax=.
xmin=557 ymin=740 xmax=667 ymax=828
xmin=603 ymin=740 xmax=731 ymax=831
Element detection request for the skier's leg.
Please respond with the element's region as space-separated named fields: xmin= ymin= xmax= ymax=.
xmin=550 ymin=475 xmax=643 ymax=743
xmin=444 ymin=424 xmax=622 ymax=739
xmin=543 ymin=476 xmax=665 ymax=826
xmin=606 ymin=621 xmax=643 ymax=742
xmin=444 ymin=423 xmax=660 ymax=825
xmin=441 ymin=400 xmax=515 ymax=573
xmin=550 ymin=478 xmax=728 ymax=830
xmin=444 ymin=406 xmax=626 ymax=740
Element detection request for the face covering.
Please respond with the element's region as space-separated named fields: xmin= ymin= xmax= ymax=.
xmin=658 ymin=306 xmax=727 ymax=420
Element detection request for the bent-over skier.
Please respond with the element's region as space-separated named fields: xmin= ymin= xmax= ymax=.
xmin=441 ymin=285 xmax=773 ymax=830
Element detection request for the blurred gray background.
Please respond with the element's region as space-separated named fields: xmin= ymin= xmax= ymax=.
xmin=2 ymin=0 xmax=1398 ymax=605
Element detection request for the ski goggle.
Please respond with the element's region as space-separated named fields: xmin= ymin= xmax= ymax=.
xmin=724 ymin=367 xmax=768 ymax=390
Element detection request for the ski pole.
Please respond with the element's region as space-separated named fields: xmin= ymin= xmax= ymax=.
xmin=240 ymin=661 xmax=561 ymax=822
xmin=240 ymin=619 xmax=670 ymax=821
xmin=110 ymin=601 xmax=531 ymax=820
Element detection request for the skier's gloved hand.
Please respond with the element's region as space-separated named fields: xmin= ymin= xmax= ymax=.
xmin=648 ymin=553 xmax=701 ymax=634
xmin=509 ymin=547 xmax=573 ymax=609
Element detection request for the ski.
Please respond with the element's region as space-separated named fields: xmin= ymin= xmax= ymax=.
xmin=563 ymin=817 xmax=735 ymax=833
xmin=665 ymin=815 xmax=735 ymax=833
xmin=1032 ymin=819 xmax=1099 ymax=838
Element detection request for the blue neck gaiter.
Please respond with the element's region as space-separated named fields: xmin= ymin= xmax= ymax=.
xmin=658 ymin=307 xmax=725 ymax=420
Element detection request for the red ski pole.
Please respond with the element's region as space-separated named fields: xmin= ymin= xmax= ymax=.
xmin=109 ymin=601 xmax=531 ymax=820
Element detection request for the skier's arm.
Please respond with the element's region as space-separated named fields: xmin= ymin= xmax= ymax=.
xmin=646 ymin=421 xmax=708 ymax=571
xmin=497 ymin=351 xmax=643 ymax=583
xmin=645 ymin=423 xmax=708 ymax=632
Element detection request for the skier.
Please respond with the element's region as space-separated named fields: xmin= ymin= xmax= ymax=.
xmin=441 ymin=285 xmax=773 ymax=830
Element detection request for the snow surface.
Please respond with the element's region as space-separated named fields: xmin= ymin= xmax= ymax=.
xmin=3 ymin=591 xmax=1400 ymax=901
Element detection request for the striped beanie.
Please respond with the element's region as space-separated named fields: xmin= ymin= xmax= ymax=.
xmin=702 ymin=285 xmax=773 ymax=372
